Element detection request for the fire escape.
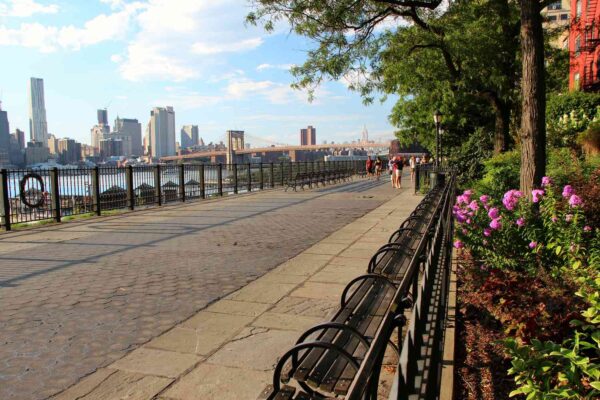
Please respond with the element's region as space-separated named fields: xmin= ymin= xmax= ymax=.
xmin=582 ymin=2 xmax=600 ymax=91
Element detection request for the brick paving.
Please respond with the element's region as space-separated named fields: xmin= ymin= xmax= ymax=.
xmin=0 ymin=179 xmax=395 ymax=400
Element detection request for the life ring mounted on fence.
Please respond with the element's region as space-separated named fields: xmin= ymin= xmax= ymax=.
xmin=19 ymin=173 xmax=46 ymax=208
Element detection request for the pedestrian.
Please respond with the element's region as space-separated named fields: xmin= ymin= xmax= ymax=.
xmin=409 ymin=156 xmax=416 ymax=182
xmin=366 ymin=156 xmax=373 ymax=179
xmin=394 ymin=155 xmax=404 ymax=188
xmin=415 ymin=155 xmax=421 ymax=165
xmin=375 ymin=156 xmax=382 ymax=180
xmin=388 ymin=156 xmax=394 ymax=186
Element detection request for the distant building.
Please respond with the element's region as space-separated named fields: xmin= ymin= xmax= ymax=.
xmin=80 ymin=143 xmax=97 ymax=159
xmin=300 ymin=125 xmax=316 ymax=146
xmin=226 ymin=130 xmax=245 ymax=164
xmin=47 ymin=134 xmax=58 ymax=155
xmin=100 ymin=138 xmax=124 ymax=158
xmin=113 ymin=117 xmax=142 ymax=156
xmin=569 ymin=0 xmax=600 ymax=91
xmin=28 ymin=77 xmax=49 ymax=147
xmin=97 ymin=109 xmax=108 ymax=125
xmin=148 ymin=106 xmax=176 ymax=158
xmin=9 ymin=134 xmax=24 ymax=166
xmin=57 ymin=138 xmax=82 ymax=164
xmin=25 ymin=141 xmax=49 ymax=165
xmin=181 ymin=125 xmax=199 ymax=148
xmin=543 ymin=1 xmax=571 ymax=49
xmin=0 ymin=104 xmax=10 ymax=165
xmin=14 ymin=129 xmax=25 ymax=149
xmin=91 ymin=124 xmax=110 ymax=151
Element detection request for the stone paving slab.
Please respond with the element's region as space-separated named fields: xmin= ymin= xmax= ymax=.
xmin=1 ymin=178 xmax=400 ymax=400
xmin=47 ymin=175 xmax=422 ymax=400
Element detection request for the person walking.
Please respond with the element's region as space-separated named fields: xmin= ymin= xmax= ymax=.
xmin=409 ymin=156 xmax=416 ymax=182
xmin=388 ymin=156 xmax=394 ymax=187
xmin=374 ymin=157 xmax=382 ymax=181
xmin=366 ymin=156 xmax=373 ymax=179
xmin=394 ymin=155 xmax=404 ymax=188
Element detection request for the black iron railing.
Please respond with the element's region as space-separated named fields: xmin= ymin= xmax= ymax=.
xmin=0 ymin=160 xmax=365 ymax=231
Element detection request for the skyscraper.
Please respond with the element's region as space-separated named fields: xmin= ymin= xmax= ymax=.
xmin=97 ymin=109 xmax=108 ymax=125
xmin=148 ymin=106 xmax=176 ymax=158
xmin=28 ymin=77 xmax=48 ymax=146
xmin=300 ymin=125 xmax=316 ymax=146
xmin=361 ymin=125 xmax=369 ymax=143
xmin=181 ymin=125 xmax=199 ymax=148
xmin=0 ymin=103 xmax=10 ymax=165
xmin=113 ymin=117 xmax=142 ymax=156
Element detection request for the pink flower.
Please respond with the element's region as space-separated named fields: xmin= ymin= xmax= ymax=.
xmin=584 ymin=225 xmax=592 ymax=232
xmin=456 ymin=195 xmax=469 ymax=205
xmin=532 ymin=189 xmax=544 ymax=203
xmin=468 ymin=200 xmax=479 ymax=211
xmin=502 ymin=189 xmax=523 ymax=211
xmin=483 ymin=228 xmax=492 ymax=237
xmin=482 ymin=240 xmax=488 ymax=246
xmin=565 ymin=214 xmax=573 ymax=222
xmin=562 ymin=185 xmax=574 ymax=198
xmin=529 ymin=241 xmax=537 ymax=249
xmin=541 ymin=176 xmax=552 ymax=187
xmin=568 ymin=194 xmax=582 ymax=208
xmin=479 ymin=195 xmax=490 ymax=204
xmin=462 ymin=228 xmax=468 ymax=235
xmin=551 ymin=216 xmax=558 ymax=223
xmin=454 ymin=211 xmax=468 ymax=223
xmin=516 ymin=217 xmax=525 ymax=227
xmin=490 ymin=218 xmax=502 ymax=230
xmin=453 ymin=240 xmax=464 ymax=249
xmin=488 ymin=207 xmax=500 ymax=219
xmin=463 ymin=190 xmax=474 ymax=197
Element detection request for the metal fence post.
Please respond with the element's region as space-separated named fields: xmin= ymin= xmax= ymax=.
xmin=233 ymin=163 xmax=238 ymax=194
xmin=218 ymin=163 xmax=223 ymax=196
xmin=179 ymin=164 xmax=186 ymax=202
xmin=200 ymin=164 xmax=206 ymax=199
xmin=259 ymin=162 xmax=264 ymax=190
xmin=155 ymin=164 xmax=162 ymax=206
xmin=50 ymin=167 xmax=61 ymax=223
xmin=126 ymin=165 xmax=135 ymax=210
xmin=0 ymin=169 xmax=11 ymax=231
xmin=92 ymin=166 xmax=101 ymax=216
xmin=280 ymin=161 xmax=284 ymax=186
xmin=247 ymin=162 xmax=252 ymax=192
xmin=415 ymin=165 xmax=420 ymax=195
xmin=270 ymin=162 xmax=275 ymax=188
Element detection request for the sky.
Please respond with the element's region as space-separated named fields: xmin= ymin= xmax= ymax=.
xmin=0 ymin=0 xmax=398 ymax=147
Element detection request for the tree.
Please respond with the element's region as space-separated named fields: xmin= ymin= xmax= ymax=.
xmin=248 ymin=0 xmax=548 ymax=192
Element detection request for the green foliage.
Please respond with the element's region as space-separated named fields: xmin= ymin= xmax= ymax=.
xmin=473 ymin=151 xmax=520 ymax=199
xmin=450 ymin=128 xmax=493 ymax=186
xmin=547 ymin=92 xmax=600 ymax=148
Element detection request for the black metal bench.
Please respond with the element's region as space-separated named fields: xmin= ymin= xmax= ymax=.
xmin=285 ymin=169 xmax=355 ymax=192
xmin=258 ymin=183 xmax=448 ymax=400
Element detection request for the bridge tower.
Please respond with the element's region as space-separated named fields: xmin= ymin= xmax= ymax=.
xmin=226 ymin=130 xmax=244 ymax=164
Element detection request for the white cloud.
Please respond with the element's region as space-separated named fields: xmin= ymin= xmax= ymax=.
xmin=0 ymin=2 xmax=142 ymax=52
xmin=0 ymin=0 xmax=58 ymax=17
xmin=110 ymin=54 xmax=123 ymax=63
xmin=116 ymin=0 xmax=267 ymax=82
xmin=226 ymin=78 xmax=300 ymax=105
xmin=191 ymin=37 xmax=263 ymax=55
xmin=256 ymin=63 xmax=294 ymax=71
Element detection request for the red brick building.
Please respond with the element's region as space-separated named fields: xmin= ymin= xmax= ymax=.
xmin=569 ymin=0 xmax=600 ymax=91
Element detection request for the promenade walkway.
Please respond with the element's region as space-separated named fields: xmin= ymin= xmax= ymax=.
xmin=51 ymin=176 xmax=421 ymax=400
xmin=0 ymin=175 xmax=415 ymax=400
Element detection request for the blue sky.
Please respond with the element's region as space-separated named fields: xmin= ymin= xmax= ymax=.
xmin=0 ymin=0 xmax=397 ymax=147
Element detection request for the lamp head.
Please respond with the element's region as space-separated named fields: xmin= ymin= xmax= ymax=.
xmin=433 ymin=110 xmax=442 ymax=124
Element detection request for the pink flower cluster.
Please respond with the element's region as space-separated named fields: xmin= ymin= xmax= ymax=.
xmin=502 ymin=189 xmax=523 ymax=211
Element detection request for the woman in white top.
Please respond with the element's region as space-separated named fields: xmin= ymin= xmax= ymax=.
xmin=409 ymin=156 xmax=416 ymax=182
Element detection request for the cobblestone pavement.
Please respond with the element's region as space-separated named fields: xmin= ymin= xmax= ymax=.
xmin=0 ymin=179 xmax=394 ymax=400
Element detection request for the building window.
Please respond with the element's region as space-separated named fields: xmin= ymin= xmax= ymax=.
xmin=577 ymin=0 xmax=582 ymax=17
xmin=561 ymin=13 xmax=569 ymax=20
xmin=575 ymin=73 xmax=581 ymax=90
xmin=576 ymin=36 xmax=581 ymax=55
xmin=548 ymin=15 xmax=558 ymax=21
xmin=548 ymin=1 xmax=562 ymax=10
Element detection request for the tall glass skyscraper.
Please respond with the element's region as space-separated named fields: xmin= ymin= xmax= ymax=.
xmin=28 ymin=77 xmax=48 ymax=147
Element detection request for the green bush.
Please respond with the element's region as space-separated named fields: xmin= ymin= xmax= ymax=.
xmin=473 ymin=150 xmax=520 ymax=199
xmin=451 ymin=127 xmax=493 ymax=187
xmin=547 ymin=92 xmax=600 ymax=148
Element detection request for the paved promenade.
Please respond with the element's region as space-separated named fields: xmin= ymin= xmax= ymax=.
xmin=0 ymin=176 xmax=412 ymax=400
xmin=51 ymin=176 xmax=420 ymax=400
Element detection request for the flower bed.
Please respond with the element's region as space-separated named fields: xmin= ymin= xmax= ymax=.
xmin=452 ymin=178 xmax=600 ymax=399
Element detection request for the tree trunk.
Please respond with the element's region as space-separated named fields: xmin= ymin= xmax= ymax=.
xmin=489 ymin=96 xmax=511 ymax=154
xmin=519 ymin=0 xmax=546 ymax=196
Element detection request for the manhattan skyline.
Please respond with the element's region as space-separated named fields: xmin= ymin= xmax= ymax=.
xmin=0 ymin=0 xmax=397 ymax=147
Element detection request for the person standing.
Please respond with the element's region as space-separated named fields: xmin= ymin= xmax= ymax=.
xmin=394 ymin=155 xmax=404 ymax=188
xmin=409 ymin=156 xmax=416 ymax=182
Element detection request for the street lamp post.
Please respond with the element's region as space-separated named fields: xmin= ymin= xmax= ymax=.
xmin=433 ymin=110 xmax=443 ymax=168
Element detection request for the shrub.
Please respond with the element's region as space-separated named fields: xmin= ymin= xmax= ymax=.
xmin=547 ymin=91 xmax=600 ymax=148
xmin=473 ymin=150 xmax=520 ymax=200
xmin=450 ymin=128 xmax=493 ymax=186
